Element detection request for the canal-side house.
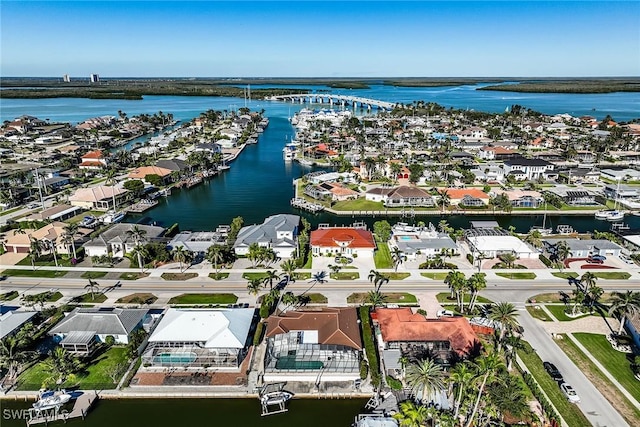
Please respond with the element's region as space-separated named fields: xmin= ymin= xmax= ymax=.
xmin=366 ymin=186 xmax=435 ymax=208
xmin=0 ymin=309 xmax=38 ymax=340
xmin=542 ymin=238 xmax=623 ymax=258
xmin=49 ymin=307 xmax=149 ymax=356
xmin=373 ymin=307 xmax=479 ymax=371
xmin=2 ymin=222 xmax=71 ymax=255
xmin=389 ymin=223 xmax=458 ymax=260
xmin=262 ymin=308 xmax=363 ymax=383
xmin=78 ymin=150 xmax=108 ymax=171
xmin=233 ymin=214 xmax=300 ymax=258
xmin=443 ymin=188 xmax=489 ymax=208
xmin=491 ymin=189 xmax=543 ymax=208
xmin=545 ymin=187 xmax=598 ymax=206
xmin=503 ymin=157 xmax=555 ymax=181
xmin=128 ymin=165 xmax=174 ymax=185
xmin=68 ymin=185 xmax=130 ymax=211
xmin=142 ymin=308 xmax=255 ymax=369
xmin=168 ymin=231 xmax=228 ymax=255
xmin=465 ymin=227 xmax=539 ymax=259
xmin=310 ymin=224 xmax=376 ymax=258
xmin=83 ymin=223 xmax=165 ymax=258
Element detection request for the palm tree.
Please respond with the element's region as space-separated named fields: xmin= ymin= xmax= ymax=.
xmin=105 ymin=168 xmax=119 ymax=211
xmin=608 ymin=291 xmax=640 ymax=335
xmin=524 ymin=229 xmax=542 ymax=249
xmin=129 ymin=244 xmax=148 ymax=272
xmin=63 ymin=223 xmax=79 ymax=259
xmin=438 ymin=189 xmax=450 ymax=213
xmin=247 ymin=278 xmax=262 ymax=297
xmin=489 ymin=302 xmax=520 ymax=351
xmin=405 ymin=358 xmax=446 ymax=404
xmin=43 ymin=238 xmax=59 ymax=267
xmin=84 ymin=279 xmax=101 ymax=300
xmin=444 ymin=270 xmax=466 ymax=312
xmin=368 ymin=269 xmax=389 ymax=293
xmin=206 ymin=245 xmax=224 ymax=273
xmin=127 ymin=226 xmax=148 ymax=270
xmin=393 ymin=401 xmax=428 ymax=427
xmin=580 ymin=271 xmax=597 ymax=293
xmin=465 ymin=352 xmax=505 ymax=427
xmin=449 ymin=361 xmax=474 ymax=419
xmin=367 ymin=290 xmax=388 ymax=308
xmin=0 ymin=323 xmax=35 ymax=380
xmin=280 ymin=259 xmax=297 ymax=283
xmin=42 ymin=347 xmax=82 ymax=389
xmin=498 ymin=252 xmax=517 ymax=268
xmin=555 ymin=240 xmax=571 ymax=270
xmin=281 ymin=291 xmax=297 ymax=310
xmin=391 ymin=247 xmax=407 ymax=272
xmin=467 ymin=272 xmax=487 ymax=311
xmin=262 ymin=270 xmax=280 ymax=290
xmin=587 ymin=285 xmax=604 ymax=312
xmin=28 ymin=237 xmax=42 ymax=270
xmin=172 ymin=245 xmax=192 ymax=272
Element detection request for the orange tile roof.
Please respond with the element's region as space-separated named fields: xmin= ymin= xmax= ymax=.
xmin=374 ymin=308 xmax=479 ymax=356
xmin=442 ymin=188 xmax=489 ymax=200
xmin=310 ymin=228 xmax=375 ymax=249
xmin=265 ymin=308 xmax=362 ymax=349
xmin=128 ymin=166 xmax=173 ymax=179
xmin=82 ymin=150 xmax=104 ymax=159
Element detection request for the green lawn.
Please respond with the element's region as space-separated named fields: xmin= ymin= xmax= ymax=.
xmin=0 ymin=290 xmax=19 ymax=301
xmin=526 ymin=305 xmax=553 ymax=321
xmin=81 ymin=271 xmax=108 ymax=279
xmin=556 ymin=334 xmax=640 ymax=425
xmin=168 ymin=293 xmax=238 ymax=305
xmin=374 ymin=241 xmax=393 ymax=269
xmin=3 ymin=269 xmax=67 ymax=278
xmin=161 ymin=272 xmax=198 ymax=281
xmin=573 ymin=333 xmax=640 ymax=402
xmin=347 ymin=292 xmax=417 ymax=304
xmin=529 ymin=293 xmax=565 ymax=303
xmin=386 ymin=272 xmax=410 ymax=280
xmin=593 ymin=272 xmax=631 ymax=280
xmin=115 ymin=293 xmax=157 ymax=304
xmin=436 ymin=292 xmax=492 ymax=304
xmin=23 ymin=291 xmax=63 ymax=303
xmin=330 ymin=272 xmax=359 ymax=280
xmin=292 ymin=272 xmax=311 ymax=280
xmin=208 ymin=273 xmax=230 ymax=280
xmin=495 ymin=272 xmax=537 ymax=280
xmin=420 ymin=272 xmax=449 ymax=280
xmin=305 ymin=293 xmax=328 ymax=304
xmin=73 ymin=292 xmax=108 ymax=303
xmin=0 ymin=207 xmax=21 ymax=216
xmin=331 ymin=198 xmax=383 ymax=212
xmin=242 ymin=272 xmax=268 ymax=280
xmin=517 ymin=342 xmax=591 ymax=427
xmin=17 ymin=346 xmax=129 ymax=391
xmin=119 ymin=272 xmax=149 ymax=280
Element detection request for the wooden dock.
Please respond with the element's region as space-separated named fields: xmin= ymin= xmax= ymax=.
xmin=27 ymin=391 xmax=98 ymax=426
xmin=127 ymin=199 xmax=158 ymax=213
xmin=291 ymin=198 xmax=325 ymax=213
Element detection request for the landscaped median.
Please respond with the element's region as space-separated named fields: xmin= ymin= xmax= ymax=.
xmin=167 ymin=293 xmax=238 ymax=305
xmin=347 ymin=292 xmax=417 ymax=305
xmin=495 ymin=272 xmax=536 ymax=280
xmin=554 ymin=333 xmax=640 ymax=425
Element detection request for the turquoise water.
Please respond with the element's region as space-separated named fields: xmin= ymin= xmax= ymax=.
xmin=2 ymin=84 xmax=639 ymax=232
xmin=153 ymin=352 xmax=197 ymax=364
xmin=0 ymin=398 xmax=368 ymax=427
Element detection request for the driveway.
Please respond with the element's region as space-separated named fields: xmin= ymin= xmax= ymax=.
xmin=519 ymin=310 xmax=629 ymax=427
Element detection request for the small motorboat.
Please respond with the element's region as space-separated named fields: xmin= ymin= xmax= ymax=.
xmin=260 ymin=391 xmax=293 ymax=406
xmin=595 ymin=209 xmax=624 ymax=221
xmin=32 ymin=389 xmax=72 ymax=411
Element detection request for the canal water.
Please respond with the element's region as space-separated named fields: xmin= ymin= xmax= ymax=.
xmin=0 ymin=398 xmax=368 ymax=427
xmin=2 ymin=84 xmax=639 ymax=232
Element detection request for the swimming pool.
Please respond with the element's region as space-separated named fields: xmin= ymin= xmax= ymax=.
xmin=396 ymin=235 xmax=418 ymax=241
xmin=153 ymin=352 xmax=197 ymax=364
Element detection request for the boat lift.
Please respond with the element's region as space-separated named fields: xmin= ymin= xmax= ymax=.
xmin=258 ymin=383 xmax=293 ymax=416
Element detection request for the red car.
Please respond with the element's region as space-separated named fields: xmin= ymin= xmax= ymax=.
xmin=586 ymin=257 xmax=604 ymax=264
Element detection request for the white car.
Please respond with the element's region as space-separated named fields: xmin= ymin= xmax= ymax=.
xmin=619 ymin=254 xmax=635 ymax=265
xmin=560 ymin=382 xmax=580 ymax=403
xmin=437 ymin=309 xmax=456 ymax=318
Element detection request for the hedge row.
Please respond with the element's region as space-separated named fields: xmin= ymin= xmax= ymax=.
xmin=359 ymin=306 xmax=381 ymax=388
xmin=521 ymin=371 xmax=561 ymax=424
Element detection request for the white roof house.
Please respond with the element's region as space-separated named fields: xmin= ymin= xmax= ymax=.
xmin=467 ymin=235 xmax=539 ymax=259
xmin=233 ymin=214 xmax=300 ymax=258
xmin=0 ymin=310 xmax=38 ymax=340
xmin=149 ymin=308 xmax=254 ymax=349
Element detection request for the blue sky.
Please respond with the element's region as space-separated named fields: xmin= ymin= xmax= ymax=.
xmin=1 ymin=1 xmax=639 ymax=77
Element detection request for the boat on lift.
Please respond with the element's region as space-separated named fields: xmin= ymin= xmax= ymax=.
xmin=261 ymin=391 xmax=293 ymax=406
xmin=32 ymin=389 xmax=72 ymax=412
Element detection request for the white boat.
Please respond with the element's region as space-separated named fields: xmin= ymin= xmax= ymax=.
xmin=556 ymin=225 xmax=575 ymax=235
xmin=32 ymin=390 xmax=72 ymax=411
xmin=261 ymin=391 xmax=293 ymax=406
xmin=283 ymin=142 xmax=298 ymax=161
xmin=101 ymin=211 xmax=125 ymax=224
xmin=530 ymin=226 xmax=553 ymax=235
xmin=595 ymin=209 xmax=624 ymax=221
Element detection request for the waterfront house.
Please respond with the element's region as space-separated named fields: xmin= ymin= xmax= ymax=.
xmin=155 ymin=158 xmax=189 ymax=173
xmin=491 ymin=189 xmax=543 ymax=208
xmin=25 ymin=204 xmax=83 ymax=223
xmin=0 ymin=310 xmax=38 ymax=340
xmin=142 ymin=308 xmax=255 ymax=369
xmin=68 ymin=185 xmax=130 ymax=211
xmin=305 ymin=182 xmax=359 ymax=202
xmin=465 ymin=227 xmax=539 ymax=259
xmin=263 ymin=307 xmax=362 ymax=383
xmin=168 ymin=231 xmax=227 ymax=254
xmin=78 ymin=150 xmax=108 ymax=170
xmin=128 ymin=165 xmax=173 ymax=184
xmin=603 ymin=183 xmax=640 ymax=200
xmin=542 ymin=238 xmax=623 ymax=258
xmin=373 ymin=307 xmax=479 ymax=370
xmin=443 ymin=188 xmax=489 ymax=207
xmin=3 ymin=222 xmax=70 ymax=255
xmin=503 ymin=157 xmax=554 ymax=181
xmin=83 ymin=223 xmax=165 ymax=258
xmin=545 ymin=187 xmax=598 ymax=206
xmin=233 ymin=214 xmax=300 ymax=258
xmin=194 ymin=142 xmax=222 ymax=154
xmin=49 ymin=307 xmax=149 ymax=356
xmin=366 ymin=185 xmax=434 ymax=208
xmin=310 ymin=224 xmax=376 ymax=258
xmin=390 ymin=223 xmax=457 ymax=260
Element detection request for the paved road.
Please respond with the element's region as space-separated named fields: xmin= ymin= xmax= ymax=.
xmin=519 ymin=309 xmax=629 ymax=427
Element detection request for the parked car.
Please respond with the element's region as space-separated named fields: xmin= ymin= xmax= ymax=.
xmin=560 ymin=382 xmax=581 ymax=403
xmin=619 ymin=254 xmax=635 ymax=265
xmin=26 ymin=203 xmax=39 ymax=209
xmin=589 ymin=254 xmax=606 ymax=261
xmin=0 ymin=275 xmax=7 ymax=281
xmin=586 ymin=256 xmax=604 ymax=264
xmin=436 ymin=309 xmax=456 ymax=318
xmin=543 ymin=361 xmax=563 ymax=382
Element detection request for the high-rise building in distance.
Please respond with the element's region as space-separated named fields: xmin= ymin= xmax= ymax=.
xmin=63 ymin=74 xmax=70 ymax=82
xmin=90 ymin=74 xmax=100 ymax=83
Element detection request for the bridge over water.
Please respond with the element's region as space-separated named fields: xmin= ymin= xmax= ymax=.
xmin=267 ymin=93 xmax=396 ymax=110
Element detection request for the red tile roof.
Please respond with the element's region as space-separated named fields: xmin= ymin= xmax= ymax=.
xmin=310 ymin=228 xmax=376 ymax=249
xmin=442 ymin=188 xmax=489 ymax=200
xmin=265 ymin=308 xmax=362 ymax=349
xmin=374 ymin=308 xmax=479 ymax=356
